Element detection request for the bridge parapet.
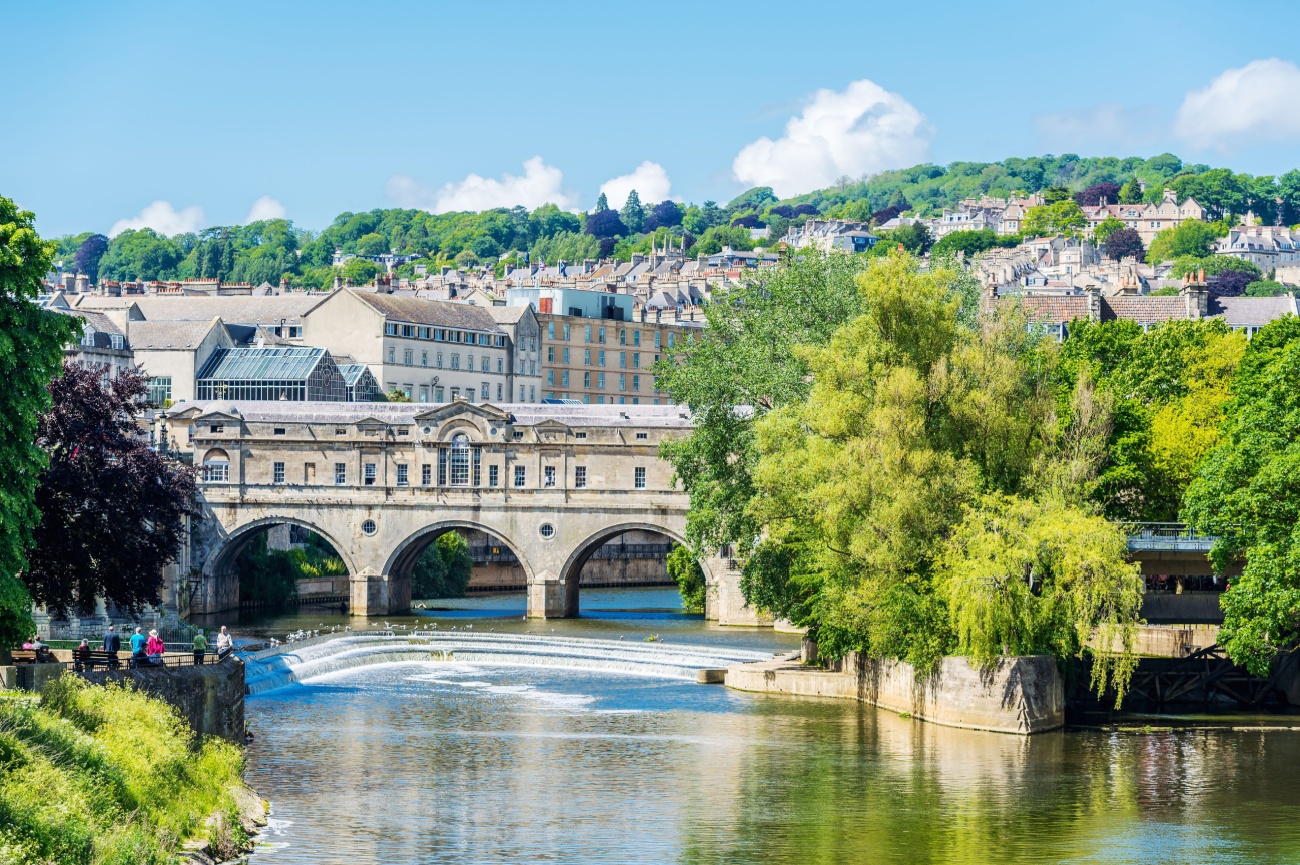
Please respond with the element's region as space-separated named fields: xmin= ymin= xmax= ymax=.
xmin=1126 ymin=522 xmax=1216 ymax=554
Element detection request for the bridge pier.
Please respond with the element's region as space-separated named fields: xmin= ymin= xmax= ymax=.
xmin=527 ymin=573 xmax=568 ymax=618
xmin=349 ymin=569 xmax=411 ymax=619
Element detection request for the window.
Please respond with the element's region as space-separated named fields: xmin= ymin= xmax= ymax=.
xmin=438 ymin=449 xmax=448 ymax=485
xmin=597 ymin=372 xmax=605 ymax=389
xmin=562 ymin=347 xmax=569 ymax=364
xmin=422 ymin=464 xmax=431 ymax=486
xmin=574 ymin=466 xmax=587 ymax=488
xmin=435 ymin=386 xmax=444 ymax=402
xmin=547 ymin=346 xmax=555 ymax=362
xmin=334 ymin=463 xmax=347 ymax=485
xmin=389 ymin=347 xmax=396 ymax=363
xmin=634 ymin=467 xmax=646 ymax=489
xmin=402 ymin=325 xmax=416 ymax=338
xmin=273 ymin=462 xmax=285 ymax=484
xmin=513 ymin=430 xmax=524 ymax=441
xmin=419 ymin=386 xmax=429 ymax=403
xmin=632 ymin=375 xmax=640 ymax=391
xmin=386 ymin=323 xmax=398 ymax=336
xmin=563 ymin=324 xmax=570 ymax=340
xmin=574 ymin=431 xmax=587 ymax=439
xmin=539 ymin=523 xmax=555 ymax=539
xmin=146 ymin=376 xmax=172 ymax=406
xmin=209 ymin=424 xmax=224 ymax=433
xmin=584 ymin=349 xmax=591 ymax=365
xmin=450 ymin=434 xmax=470 ymax=485
xmin=636 ymin=432 xmax=648 ymax=440
xmin=561 ymin=370 xmax=569 ymax=387
xmin=544 ymin=465 xmax=556 ymax=487
xmin=519 ymin=386 xmax=526 ymax=401
xmin=619 ymin=374 xmax=626 ymax=391
xmin=620 ymin=352 xmax=627 ymax=368
xmin=547 ymin=322 xmax=555 ymax=339
xmin=422 ymin=351 xmax=428 ymax=367
xmin=203 ymin=458 xmax=229 ymax=482
xmin=403 ymin=384 xmax=413 ymax=400
xmin=548 ymin=369 xmax=555 ymax=386
xmin=619 ymin=329 xmax=626 ymax=345
xmin=473 ymin=451 xmax=483 ymax=486
xmin=364 ymin=463 xmax=377 ymax=486
xmin=362 ymin=519 xmax=377 ymax=536
xmin=497 ymin=357 xmax=503 ymax=373
xmin=599 ymin=350 xmax=606 ymax=367
xmin=530 ymin=386 xmax=535 ymax=401
xmin=451 ymin=354 xmax=460 ymax=370
xmin=468 ymin=353 xmax=474 ymax=370
xmin=598 ymin=327 xmax=606 ymax=344
xmin=655 ymin=331 xmax=661 ymax=348
xmin=481 ymin=382 xmax=490 ymax=399
xmin=404 ymin=349 xmax=413 ymax=366
xmin=480 ymin=356 xmax=489 ymax=372
xmin=514 ymin=465 xmax=526 ymax=487
xmin=273 ymin=427 xmax=286 ymax=435
xmin=489 ymin=464 xmax=499 ymax=486
xmin=397 ymin=464 xmax=409 ymax=486
xmin=584 ymin=372 xmax=591 ymax=388
xmin=436 ymin=352 xmax=443 ymax=368
xmin=335 ymin=427 xmax=347 ymax=436
xmin=497 ymin=383 xmax=503 ymax=401
xmin=585 ymin=325 xmax=592 ymax=343
xmin=633 ymin=330 xmax=641 ymax=347
xmin=667 ymin=333 xmax=675 ymax=348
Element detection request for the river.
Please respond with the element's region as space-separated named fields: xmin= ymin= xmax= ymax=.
xmin=237 ymin=588 xmax=1300 ymax=864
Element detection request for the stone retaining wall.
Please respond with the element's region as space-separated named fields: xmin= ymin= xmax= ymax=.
xmin=726 ymin=652 xmax=1064 ymax=735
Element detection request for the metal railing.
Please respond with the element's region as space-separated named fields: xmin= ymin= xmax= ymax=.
xmin=18 ymin=647 xmax=235 ymax=672
xmin=1126 ymin=522 xmax=1217 ymax=552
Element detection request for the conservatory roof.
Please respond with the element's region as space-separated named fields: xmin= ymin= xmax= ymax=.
xmin=197 ymin=346 xmax=331 ymax=382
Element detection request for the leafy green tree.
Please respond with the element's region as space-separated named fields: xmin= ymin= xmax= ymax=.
xmin=1245 ymin=279 xmax=1287 ymax=297
xmin=411 ymin=532 xmax=474 ymax=599
xmin=1170 ymin=254 xmax=1259 ymax=280
xmin=594 ymin=192 xmax=609 ymax=212
xmin=667 ymin=545 xmax=705 ymax=612
xmin=889 ymin=222 xmax=933 ymax=254
xmin=620 ymin=189 xmax=645 ymax=233
xmin=1118 ymin=178 xmax=1144 ymax=204
xmin=1022 ymin=200 xmax=1087 ymax=238
xmin=356 ymin=233 xmax=388 ymax=256
xmin=1092 ymin=217 xmax=1126 ymax=245
xmin=452 ymin=249 xmax=479 ymax=269
xmin=930 ymin=229 xmax=998 ymax=258
xmin=1183 ymin=317 xmax=1300 ymax=674
xmin=1146 ymin=219 xmax=1226 ymax=263
xmin=0 ymin=197 xmax=76 ymax=648
xmin=341 ymin=257 xmax=380 ymax=284
xmin=97 ymin=229 xmax=185 ymax=281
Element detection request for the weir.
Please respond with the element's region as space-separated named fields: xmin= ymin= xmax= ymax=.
xmin=242 ymin=631 xmax=775 ymax=696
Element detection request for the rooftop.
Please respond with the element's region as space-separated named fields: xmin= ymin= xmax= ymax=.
xmin=352 ymin=291 xmax=504 ymax=332
xmin=127 ymin=319 xmax=223 ymax=350
xmin=169 ymin=400 xmax=694 ymax=429
xmin=197 ymin=346 xmax=332 ymax=382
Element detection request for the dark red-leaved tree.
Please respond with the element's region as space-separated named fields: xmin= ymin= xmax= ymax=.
xmin=584 ymin=209 xmax=627 ymax=239
xmin=644 ymin=200 xmax=682 ymax=232
xmin=73 ymin=233 xmax=109 ymax=281
xmin=25 ymin=363 xmax=198 ymax=615
xmin=1104 ymin=227 xmax=1145 ymax=261
xmin=1074 ymin=182 xmax=1121 ymax=207
xmin=1207 ymin=269 xmax=1254 ymax=299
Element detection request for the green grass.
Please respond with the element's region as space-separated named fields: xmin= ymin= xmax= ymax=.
xmin=0 ymin=676 xmax=244 ymax=865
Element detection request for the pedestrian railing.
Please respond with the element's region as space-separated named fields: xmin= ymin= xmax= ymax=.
xmin=1126 ymin=522 xmax=1217 ymax=552
xmin=38 ymin=646 xmax=238 ymax=673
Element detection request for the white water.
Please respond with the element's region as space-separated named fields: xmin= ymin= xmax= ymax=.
xmin=242 ymin=632 xmax=777 ymax=695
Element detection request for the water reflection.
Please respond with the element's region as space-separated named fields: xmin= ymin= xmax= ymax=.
xmin=246 ymin=660 xmax=1300 ymax=865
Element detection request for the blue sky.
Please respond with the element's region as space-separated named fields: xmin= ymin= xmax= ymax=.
xmin=6 ymin=0 xmax=1300 ymax=237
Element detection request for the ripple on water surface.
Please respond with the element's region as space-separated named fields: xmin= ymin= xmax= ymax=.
xmin=244 ymin=658 xmax=1300 ymax=865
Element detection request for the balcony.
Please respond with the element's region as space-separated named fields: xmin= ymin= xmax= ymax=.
xmin=1126 ymin=523 xmax=1216 ymax=553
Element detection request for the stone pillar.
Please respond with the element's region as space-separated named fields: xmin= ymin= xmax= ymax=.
xmin=526 ymin=571 xmax=566 ymax=618
xmin=710 ymin=565 xmax=772 ymax=627
xmin=349 ymin=569 xmax=411 ymax=618
xmin=30 ymin=605 xmax=51 ymax=639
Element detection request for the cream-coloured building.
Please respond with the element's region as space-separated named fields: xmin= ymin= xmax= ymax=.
xmin=301 ymin=288 xmax=541 ymax=404
xmin=1080 ymin=189 xmax=1206 ymax=244
xmin=536 ymin=311 xmax=698 ymax=404
xmin=126 ymin=318 xmax=235 ymax=405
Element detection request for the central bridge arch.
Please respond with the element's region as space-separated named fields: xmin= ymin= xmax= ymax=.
xmin=556 ymin=521 xmax=711 ymax=618
xmin=385 ymin=520 xmax=537 ymax=599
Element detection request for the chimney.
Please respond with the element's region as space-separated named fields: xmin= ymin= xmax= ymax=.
xmin=344 ymin=277 xmax=354 ymax=288
xmin=333 ymin=274 xmax=342 ymax=290
xmin=74 ymin=273 xmax=89 ymax=293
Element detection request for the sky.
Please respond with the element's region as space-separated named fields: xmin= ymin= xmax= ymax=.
xmin=6 ymin=0 xmax=1300 ymax=238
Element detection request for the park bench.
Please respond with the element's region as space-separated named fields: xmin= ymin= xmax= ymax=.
xmin=73 ymin=650 xmax=123 ymax=671
xmin=10 ymin=650 xmax=55 ymax=665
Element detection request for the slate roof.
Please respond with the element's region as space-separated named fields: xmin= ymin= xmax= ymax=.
xmin=1101 ymin=296 xmax=1189 ymax=323
xmin=127 ymin=320 xmax=223 ymax=350
xmin=54 ymin=308 xmax=124 ymax=336
xmin=168 ymin=400 xmax=694 ymax=429
xmin=197 ymin=346 xmax=331 ymax=381
xmin=1210 ymin=295 xmax=1299 ymax=327
xmin=1017 ymin=296 xmax=1090 ymax=322
xmin=351 ymin=291 xmax=503 ymax=332
xmin=75 ymin=294 xmax=325 ymax=325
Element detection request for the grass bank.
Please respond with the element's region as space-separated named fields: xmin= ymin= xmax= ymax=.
xmin=0 ymin=675 xmax=257 ymax=865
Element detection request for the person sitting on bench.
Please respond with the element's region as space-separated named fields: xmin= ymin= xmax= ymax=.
xmin=74 ymin=639 xmax=92 ymax=672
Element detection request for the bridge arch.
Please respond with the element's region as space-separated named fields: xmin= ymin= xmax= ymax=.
xmin=557 ymin=521 xmax=712 ymax=617
xmin=203 ymin=515 xmax=360 ymax=579
xmin=384 ymin=520 xmax=537 ymax=592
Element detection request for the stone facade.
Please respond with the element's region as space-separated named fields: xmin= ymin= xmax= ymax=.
xmin=177 ymin=399 xmax=754 ymax=623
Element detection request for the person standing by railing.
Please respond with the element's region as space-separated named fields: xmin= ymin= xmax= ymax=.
xmin=215 ymin=626 xmax=233 ymax=656
xmin=146 ymin=629 xmax=165 ymax=663
xmin=129 ymin=626 xmax=147 ymax=668
xmin=193 ymin=629 xmax=208 ymax=665
xmin=103 ymin=624 xmax=120 ymax=656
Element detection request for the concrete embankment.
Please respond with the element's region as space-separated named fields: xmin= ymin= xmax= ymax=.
xmin=726 ymin=651 xmax=1064 ymax=735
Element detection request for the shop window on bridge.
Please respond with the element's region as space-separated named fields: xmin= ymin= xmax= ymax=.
xmin=422 ymin=464 xmax=431 ymax=486
xmin=489 ymin=464 xmax=499 ymax=486
xmin=202 ymin=449 xmax=230 ymax=483
xmin=449 ymin=435 xmax=471 ymax=485
xmin=364 ymin=463 xmax=377 ymax=486
xmin=334 ymin=462 xmax=346 ymax=485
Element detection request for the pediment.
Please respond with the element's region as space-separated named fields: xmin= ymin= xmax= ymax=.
xmin=353 ymin=416 xmax=389 ymax=428
xmin=412 ymin=400 xmax=510 ymax=424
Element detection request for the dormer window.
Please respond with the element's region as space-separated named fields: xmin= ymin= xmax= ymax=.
xmin=209 ymin=424 xmax=224 ymax=433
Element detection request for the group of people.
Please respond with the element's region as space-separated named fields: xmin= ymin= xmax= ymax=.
xmin=55 ymin=624 xmax=236 ymax=669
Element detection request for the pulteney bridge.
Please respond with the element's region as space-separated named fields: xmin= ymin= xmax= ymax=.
xmin=172 ymin=399 xmax=758 ymax=622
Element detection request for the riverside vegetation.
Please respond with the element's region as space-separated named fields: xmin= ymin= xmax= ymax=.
xmin=655 ymin=249 xmax=1288 ymax=701
xmin=0 ymin=676 xmax=255 ymax=865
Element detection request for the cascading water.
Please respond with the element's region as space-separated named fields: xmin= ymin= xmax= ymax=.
xmin=243 ymin=631 xmax=777 ymax=695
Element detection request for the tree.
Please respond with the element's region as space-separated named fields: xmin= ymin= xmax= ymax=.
xmin=356 ymin=233 xmax=388 ymax=256
xmin=1092 ymin=217 xmax=1126 ymax=246
xmin=25 ymin=364 xmax=198 ymax=616
xmin=411 ymin=532 xmax=474 ymax=599
xmin=341 ymin=257 xmax=380 ymax=284
xmin=451 ymin=250 xmax=479 ymax=269
xmin=594 ymin=192 xmax=609 ymax=212
xmin=1146 ymin=219 xmax=1225 ymax=263
xmin=1074 ymin=182 xmax=1121 ymax=207
xmin=1119 ymin=178 xmax=1144 ymax=204
xmin=667 ymin=545 xmax=705 ymax=612
xmin=1103 ymin=227 xmax=1144 ymax=261
xmin=584 ymin=208 xmax=626 ymax=239
xmin=73 ymin=233 xmax=108 ymax=281
xmin=0 ymin=198 xmax=77 ymax=648
xmin=1245 ymin=279 xmax=1287 ymax=297
xmin=1022 ymin=200 xmax=1087 ymax=238
xmin=1207 ymin=268 xmax=1255 ymax=298
xmin=1183 ymin=317 xmax=1300 ymax=674
xmin=644 ymin=200 xmax=682 ymax=233
xmin=889 ymin=222 xmax=933 ymax=254
xmin=931 ymin=229 xmax=998 ymax=258
xmin=620 ymin=189 xmax=645 ymax=234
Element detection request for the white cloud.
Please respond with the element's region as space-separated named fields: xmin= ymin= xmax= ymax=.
xmin=1175 ymin=58 xmax=1300 ymax=151
xmin=387 ymin=156 xmax=576 ymax=214
xmin=732 ymin=79 xmax=932 ymax=198
xmin=108 ymin=200 xmax=205 ymax=237
xmin=599 ymin=161 xmax=672 ymax=209
xmin=244 ymin=195 xmax=286 ymax=223
xmin=1035 ymin=103 xmax=1163 ymax=153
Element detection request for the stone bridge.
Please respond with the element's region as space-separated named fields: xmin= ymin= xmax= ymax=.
xmin=174 ymin=399 xmax=759 ymax=622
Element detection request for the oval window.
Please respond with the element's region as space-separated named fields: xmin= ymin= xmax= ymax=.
xmin=362 ymin=519 xmax=377 ymax=536
xmin=539 ymin=523 xmax=556 ymax=540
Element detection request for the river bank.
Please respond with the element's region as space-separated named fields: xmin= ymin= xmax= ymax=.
xmin=0 ymin=675 xmax=264 ymax=864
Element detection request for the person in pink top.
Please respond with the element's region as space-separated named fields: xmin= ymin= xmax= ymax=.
xmin=146 ymin=629 xmax=165 ymax=662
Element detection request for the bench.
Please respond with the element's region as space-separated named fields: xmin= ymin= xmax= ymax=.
xmin=11 ymin=650 xmax=55 ymax=665
xmin=73 ymin=650 xmax=124 ymax=671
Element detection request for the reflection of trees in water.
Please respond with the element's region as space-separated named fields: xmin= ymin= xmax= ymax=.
xmin=675 ymin=704 xmax=1300 ymax=864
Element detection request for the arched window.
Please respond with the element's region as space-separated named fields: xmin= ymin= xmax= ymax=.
xmin=202 ymin=448 xmax=230 ymax=483
xmin=449 ymin=434 xmax=470 ymax=485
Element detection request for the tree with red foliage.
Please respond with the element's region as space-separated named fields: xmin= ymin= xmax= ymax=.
xmin=25 ymin=363 xmax=198 ymax=616
xmin=1207 ymin=268 xmax=1254 ymax=299
xmin=1074 ymin=182 xmax=1121 ymax=207
xmin=1103 ymin=227 xmax=1145 ymax=261
xmin=584 ymin=208 xmax=627 ymax=239
xmin=644 ymin=200 xmax=683 ymax=232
